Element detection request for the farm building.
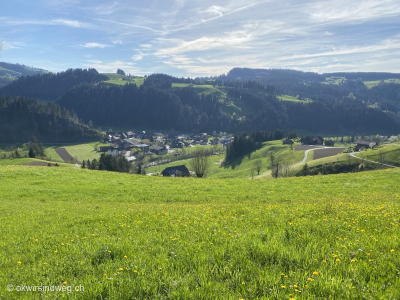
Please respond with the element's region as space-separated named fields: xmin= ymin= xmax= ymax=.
xmin=300 ymin=136 xmax=324 ymax=145
xmin=161 ymin=165 xmax=190 ymax=177
xmin=283 ymin=139 xmax=294 ymax=145
xmin=355 ymin=141 xmax=376 ymax=149
xmin=324 ymin=140 xmax=335 ymax=146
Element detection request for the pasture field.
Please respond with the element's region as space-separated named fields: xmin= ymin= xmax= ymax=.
xmin=364 ymin=79 xmax=400 ymax=88
xmin=277 ymin=95 xmax=303 ymax=102
xmin=355 ymin=144 xmax=400 ymax=167
xmin=147 ymin=141 xmax=303 ymax=179
xmin=323 ymin=77 xmax=346 ymax=85
xmin=101 ymin=74 xmax=144 ymax=87
xmin=0 ymin=166 xmax=399 ymax=299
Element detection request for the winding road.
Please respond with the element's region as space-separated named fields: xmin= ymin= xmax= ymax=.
xmin=348 ymin=152 xmax=398 ymax=168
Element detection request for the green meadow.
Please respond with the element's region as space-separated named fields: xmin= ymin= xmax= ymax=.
xmin=0 ymin=166 xmax=399 ymax=299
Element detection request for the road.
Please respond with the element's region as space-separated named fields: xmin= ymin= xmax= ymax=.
xmin=251 ymin=147 xmax=325 ymax=179
xmin=348 ymin=152 xmax=398 ymax=168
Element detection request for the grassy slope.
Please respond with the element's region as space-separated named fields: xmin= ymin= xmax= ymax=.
xmin=355 ymin=144 xmax=400 ymax=166
xmin=0 ymin=166 xmax=399 ymax=299
xmin=101 ymin=73 xmax=144 ymax=87
xmin=363 ymin=79 xmax=400 ymax=89
xmin=147 ymin=141 xmax=304 ymax=179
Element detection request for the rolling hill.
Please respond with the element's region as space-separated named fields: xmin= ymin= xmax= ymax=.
xmin=0 ymin=62 xmax=47 ymax=88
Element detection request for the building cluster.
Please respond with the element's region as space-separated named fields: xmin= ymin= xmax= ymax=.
xmin=98 ymin=131 xmax=234 ymax=160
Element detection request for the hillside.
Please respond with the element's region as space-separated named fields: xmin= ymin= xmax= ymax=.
xmin=0 ymin=68 xmax=109 ymax=102
xmin=0 ymin=96 xmax=102 ymax=143
xmin=0 ymin=62 xmax=47 ymax=88
xmin=0 ymin=166 xmax=399 ymax=299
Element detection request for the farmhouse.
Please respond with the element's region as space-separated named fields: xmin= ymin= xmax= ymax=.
xmin=324 ymin=140 xmax=335 ymax=146
xmin=356 ymin=140 xmax=376 ymax=149
xmin=149 ymin=145 xmax=167 ymax=155
xmin=300 ymin=136 xmax=324 ymax=145
xmin=283 ymin=139 xmax=294 ymax=145
xmin=161 ymin=165 xmax=190 ymax=177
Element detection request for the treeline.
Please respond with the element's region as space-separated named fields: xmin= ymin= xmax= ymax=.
xmin=0 ymin=68 xmax=109 ymax=101
xmin=296 ymin=161 xmax=382 ymax=176
xmin=82 ymin=153 xmax=130 ymax=173
xmin=225 ymin=129 xmax=289 ymax=162
xmin=0 ymin=96 xmax=102 ymax=143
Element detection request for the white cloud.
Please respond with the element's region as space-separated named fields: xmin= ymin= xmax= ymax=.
xmin=81 ymin=43 xmax=111 ymax=48
xmin=0 ymin=17 xmax=89 ymax=28
xmin=132 ymin=52 xmax=145 ymax=61
xmin=1 ymin=41 xmax=25 ymax=50
xmin=83 ymin=60 xmax=141 ymax=75
xmin=308 ymin=0 xmax=400 ymax=23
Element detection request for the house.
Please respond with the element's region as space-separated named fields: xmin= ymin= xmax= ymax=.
xmin=324 ymin=140 xmax=335 ymax=146
xmin=283 ymin=139 xmax=294 ymax=145
xmin=149 ymin=145 xmax=167 ymax=155
xmin=300 ymin=136 xmax=324 ymax=145
xmin=210 ymin=138 xmax=220 ymax=145
xmin=98 ymin=146 xmax=110 ymax=152
xmin=356 ymin=140 xmax=376 ymax=149
xmin=134 ymin=144 xmax=149 ymax=152
xmin=161 ymin=165 xmax=190 ymax=177
xmin=126 ymin=131 xmax=134 ymax=138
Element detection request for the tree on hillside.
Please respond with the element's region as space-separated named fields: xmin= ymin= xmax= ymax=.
xmin=254 ymin=159 xmax=262 ymax=175
xmin=190 ymin=148 xmax=210 ymax=178
xmin=117 ymin=69 xmax=126 ymax=76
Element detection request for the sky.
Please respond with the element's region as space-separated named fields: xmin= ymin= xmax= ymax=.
xmin=1 ymin=0 xmax=400 ymax=77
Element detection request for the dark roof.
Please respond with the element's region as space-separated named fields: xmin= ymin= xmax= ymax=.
xmin=150 ymin=145 xmax=165 ymax=151
xmin=161 ymin=165 xmax=189 ymax=176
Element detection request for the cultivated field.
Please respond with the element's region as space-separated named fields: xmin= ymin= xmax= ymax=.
xmin=62 ymin=143 xmax=104 ymax=162
xmin=1 ymin=166 xmax=399 ymax=299
xmin=313 ymin=148 xmax=347 ymax=160
xmin=55 ymin=148 xmax=74 ymax=163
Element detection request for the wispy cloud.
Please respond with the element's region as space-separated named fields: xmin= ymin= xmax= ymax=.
xmin=81 ymin=42 xmax=111 ymax=48
xmin=1 ymin=41 xmax=25 ymax=50
xmin=308 ymin=0 xmax=400 ymax=23
xmin=83 ymin=59 xmax=142 ymax=75
xmin=0 ymin=17 xmax=89 ymax=28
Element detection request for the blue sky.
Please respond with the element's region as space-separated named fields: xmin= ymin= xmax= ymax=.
xmin=1 ymin=0 xmax=400 ymax=77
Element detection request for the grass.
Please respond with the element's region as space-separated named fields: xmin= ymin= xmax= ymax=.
xmin=323 ymin=77 xmax=346 ymax=85
xmin=277 ymin=95 xmax=303 ymax=102
xmin=355 ymin=144 xmax=400 ymax=166
xmin=101 ymin=73 xmax=144 ymax=87
xmin=0 ymin=166 xmax=399 ymax=299
xmin=147 ymin=141 xmax=304 ymax=179
xmin=363 ymin=78 xmax=400 ymax=89
xmin=44 ymin=146 xmax=64 ymax=162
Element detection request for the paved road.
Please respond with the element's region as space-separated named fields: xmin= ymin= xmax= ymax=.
xmin=251 ymin=147 xmax=325 ymax=179
xmin=348 ymin=152 xmax=398 ymax=168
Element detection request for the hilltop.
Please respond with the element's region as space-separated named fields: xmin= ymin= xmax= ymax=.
xmin=0 ymin=62 xmax=46 ymax=88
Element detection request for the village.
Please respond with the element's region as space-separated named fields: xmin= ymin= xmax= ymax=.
xmin=98 ymin=131 xmax=234 ymax=163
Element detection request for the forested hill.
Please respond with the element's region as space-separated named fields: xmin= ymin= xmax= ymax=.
xmin=0 ymin=62 xmax=47 ymax=88
xmin=0 ymin=96 xmax=102 ymax=143
xmin=54 ymin=80 xmax=399 ymax=134
xmin=0 ymin=68 xmax=109 ymax=102
xmin=56 ymin=83 xmax=230 ymax=132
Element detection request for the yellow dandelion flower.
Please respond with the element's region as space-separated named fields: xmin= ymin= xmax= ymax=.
xmin=124 ymin=255 xmax=127 ymax=259
xmin=307 ymin=278 xmax=314 ymax=282
xmin=281 ymin=285 xmax=286 ymax=289
xmin=17 ymin=261 xmax=21 ymax=264
xmin=63 ymin=281 xmax=67 ymax=285
xmin=351 ymin=259 xmax=356 ymax=263
xmin=44 ymin=262 xmax=47 ymax=265
xmin=241 ymin=282 xmax=245 ymax=285
xmin=293 ymin=284 xmax=298 ymax=288
xmin=313 ymin=271 xmax=319 ymax=276
xmin=118 ymin=268 xmax=123 ymax=271
xmin=134 ymin=270 xmax=138 ymax=273
xmin=335 ymin=258 xmax=341 ymax=262
xmin=390 ymin=249 xmax=395 ymax=253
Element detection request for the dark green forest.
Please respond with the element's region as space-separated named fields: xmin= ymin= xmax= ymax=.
xmin=0 ymin=96 xmax=102 ymax=143
xmin=0 ymin=68 xmax=108 ymax=102
xmin=0 ymin=67 xmax=399 ymax=140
